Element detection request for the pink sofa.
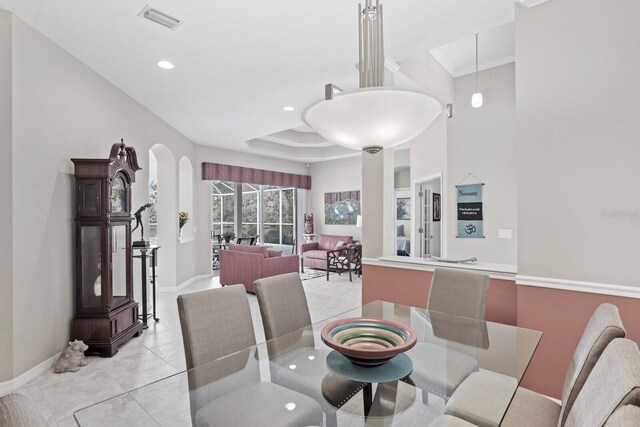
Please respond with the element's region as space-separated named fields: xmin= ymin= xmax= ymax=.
xmin=219 ymin=244 xmax=299 ymax=293
xmin=301 ymin=234 xmax=353 ymax=270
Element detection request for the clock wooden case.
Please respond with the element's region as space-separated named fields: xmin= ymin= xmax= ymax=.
xmin=72 ymin=141 xmax=143 ymax=356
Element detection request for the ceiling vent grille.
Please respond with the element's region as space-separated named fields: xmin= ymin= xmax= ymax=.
xmin=139 ymin=5 xmax=182 ymax=30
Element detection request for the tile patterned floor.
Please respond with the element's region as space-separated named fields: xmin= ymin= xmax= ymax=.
xmin=14 ymin=272 xmax=362 ymax=427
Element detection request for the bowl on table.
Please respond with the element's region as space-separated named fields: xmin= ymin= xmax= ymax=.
xmin=321 ymin=317 xmax=417 ymax=367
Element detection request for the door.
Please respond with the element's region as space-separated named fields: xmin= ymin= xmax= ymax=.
xmin=418 ymin=184 xmax=433 ymax=258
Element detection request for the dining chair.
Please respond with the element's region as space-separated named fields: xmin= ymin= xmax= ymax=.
xmin=254 ymin=273 xmax=366 ymax=426
xmin=235 ymin=236 xmax=255 ymax=245
xmin=445 ymin=303 xmax=626 ymax=427
xmin=177 ymin=285 xmax=323 ymax=427
xmin=605 ymin=405 xmax=640 ymax=426
xmin=427 ymin=268 xmax=490 ymax=319
xmin=561 ymin=338 xmax=640 ymax=426
xmin=408 ymin=268 xmax=490 ymax=402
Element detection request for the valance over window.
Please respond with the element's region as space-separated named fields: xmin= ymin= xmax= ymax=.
xmin=202 ymin=162 xmax=311 ymax=190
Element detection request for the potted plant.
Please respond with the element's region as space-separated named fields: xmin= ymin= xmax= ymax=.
xmin=222 ymin=231 xmax=235 ymax=243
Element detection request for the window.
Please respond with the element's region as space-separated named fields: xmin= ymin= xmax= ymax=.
xmin=241 ymin=183 xmax=259 ymax=238
xmin=211 ymin=181 xmax=236 ymax=236
xmin=212 ymin=181 xmax=296 ymax=245
xmin=262 ymin=186 xmax=295 ymax=245
xmin=148 ymin=178 xmax=158 ymax=239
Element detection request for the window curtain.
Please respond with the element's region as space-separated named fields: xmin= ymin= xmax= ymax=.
xmin=202 ymin=162 xmax=311 ymax=190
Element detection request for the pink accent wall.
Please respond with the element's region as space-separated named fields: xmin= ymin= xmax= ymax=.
xmin=362 ymin=265 xmax=517 ymax=325
xmin=517 ymin=286 xmax=640 ymax=398
xmin=362 ymin=264 xmax=640 ymax=399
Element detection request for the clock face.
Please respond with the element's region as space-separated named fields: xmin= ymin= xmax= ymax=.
xmin=111 ymin=177 xmax=126 ymax=212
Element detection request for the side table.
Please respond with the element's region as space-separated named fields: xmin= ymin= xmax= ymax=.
xmin=132 ymin=245 xmax=160 ymax=328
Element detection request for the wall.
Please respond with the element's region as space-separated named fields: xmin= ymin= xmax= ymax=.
xmin=0 ymin=9 xmax=13 ymax=383
xmin=308 ymin=156 xmax=362 ymax=241
xmin=396 ymin=53 xmax=453 ymax=258
xmin=398 ymin=52 xmax=453 ymax=186
xmin=394 ymin=168 xmax=410 ymax=188
xmin=5 ymin=13 xmax=310 ymax=383
xmin=516 ymin=0 xmax=640 ymax=286
xmin=447 ymin=63 xmax=517 ymax=265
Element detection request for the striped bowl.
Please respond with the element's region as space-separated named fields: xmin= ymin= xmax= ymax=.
xmin=321 ymin=318 xmax=417 ymax=366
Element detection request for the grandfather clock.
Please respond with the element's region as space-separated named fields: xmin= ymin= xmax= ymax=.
xmin=72 ymin=140 xmax=143 ymax=356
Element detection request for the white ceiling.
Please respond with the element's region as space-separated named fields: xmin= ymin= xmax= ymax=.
xmin=0 ymin=0 xmax=526 ymax=162
xmin=429 ymin=22 xmax=515 ymax=78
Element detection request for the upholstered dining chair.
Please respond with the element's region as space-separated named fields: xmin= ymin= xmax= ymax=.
xmin=605 ymin=405 xmax=640 ymax=426
xmin=445 ymin=303 xmax=626 ymax=427
xmin=427 ymin=268 xmax=490 ymax=319
xmin=177 ymin=285 xmax=323 ymax=427
xmin=254 ymin=273 xmax=366 ymax=426
xmin=552 ymin=338 xmax=640 ymax=427
xmin=408 ymin=268 xmax=490 ymax=402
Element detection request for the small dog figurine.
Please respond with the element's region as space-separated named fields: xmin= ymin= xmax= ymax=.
xmin=53 ymin=340 xmax=89 ymax=373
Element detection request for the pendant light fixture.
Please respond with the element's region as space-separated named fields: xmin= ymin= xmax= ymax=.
xmin=304 ymin=1 xmax=442 ymax=154
xmin=471 ymin=33 xmax=483 ymax=108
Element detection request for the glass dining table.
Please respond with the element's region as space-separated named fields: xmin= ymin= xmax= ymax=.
xmin=74 ymin=301 xmax=541 ymax=426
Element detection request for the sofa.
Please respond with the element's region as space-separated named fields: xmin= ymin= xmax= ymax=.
xmin=219 ymin=244 xmax=299 ymax=293
xmin=301 ymin=234 xmax=354 ymax=270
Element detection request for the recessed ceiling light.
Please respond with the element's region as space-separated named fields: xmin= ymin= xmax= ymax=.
xmin=156 ymin=60 xmax=174 ymax=70
xmin=282 ymin=106 xmax=295 ymax=111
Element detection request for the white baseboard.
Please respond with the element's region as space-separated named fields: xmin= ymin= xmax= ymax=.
xmin=0 ymin=351 xmax=61 ymax=397
xmin=516 ymin=275 xmax=640 ymax=299
xmin=157 ymin=274 xmax=214 ymax=293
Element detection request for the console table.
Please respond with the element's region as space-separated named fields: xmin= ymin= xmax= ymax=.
xmin=132 ymin=245 xmax=160 ymax=328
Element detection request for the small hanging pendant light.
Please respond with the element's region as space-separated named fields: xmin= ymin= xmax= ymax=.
xmin=471 ymin=33 xmax=483 ymax=108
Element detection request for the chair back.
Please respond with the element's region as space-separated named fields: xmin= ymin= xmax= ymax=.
xmin=558 ymin=303 xmax=626 ymax=426
xmin=565 ymin=338 xmax=640 ymax=427
xmin=236 ymin=237 xmax=255 ymax=245
xmin=605 ymin=405 xmax=640 ymax=426
xmin=254 ymin=272 xmax=312 ymax=341
xmin=177 ymin=285 xmax=256 ymax=370
xmin=427 ymin=268 xmax=489 ymax=320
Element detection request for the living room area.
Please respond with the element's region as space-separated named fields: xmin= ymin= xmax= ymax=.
xmin=2 ymin=0 xmax=640 ymax=426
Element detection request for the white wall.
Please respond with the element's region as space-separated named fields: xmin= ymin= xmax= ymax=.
xmin=3 ymin=13 xmax=311 ymax=382
xmin=447 ymin=63 xmax=517 ymax=264
xmin=516 ymin=0 xmax=640 ymax=286
xmin=0 ymin=9 xmax=13 ymax=383
xmin=394 ymin=169 xmax=410 ymax=188
xmin=308 ymin=157 xmax=362 ymax=241
xmin=395 ymin=53 xmax=453 ymax=258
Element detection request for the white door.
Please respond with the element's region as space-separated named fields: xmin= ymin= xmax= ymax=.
xmin=418 ymin=184 xmax=433 ymax=258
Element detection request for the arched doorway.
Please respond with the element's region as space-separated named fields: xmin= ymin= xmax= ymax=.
xmin=149 ymin=144 xmax=177 ymax=290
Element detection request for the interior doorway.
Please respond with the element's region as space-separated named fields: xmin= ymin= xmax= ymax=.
xmin=414 ymin=173 xmax=442 ymax=258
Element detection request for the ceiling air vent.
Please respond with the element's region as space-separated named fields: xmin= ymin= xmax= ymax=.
xmin=139 ymin=5 xmax=182 ymax=30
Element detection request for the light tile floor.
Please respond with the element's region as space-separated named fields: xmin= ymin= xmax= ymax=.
xmin=15 ymin=271 xmax=362 ymax=427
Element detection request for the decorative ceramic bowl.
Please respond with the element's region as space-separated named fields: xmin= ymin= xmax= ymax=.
xmin=321 ymin=317 xmax=417 ymax=366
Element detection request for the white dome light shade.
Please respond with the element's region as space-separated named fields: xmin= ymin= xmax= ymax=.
xmin=304 ymin=88 xmax=443 ymax=150
xmin=471 ymin=92 xmax=483 ymax=108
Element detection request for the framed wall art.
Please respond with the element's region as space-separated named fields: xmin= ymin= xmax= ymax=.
xmin=324 ymin=190 xmax=361 ymax=225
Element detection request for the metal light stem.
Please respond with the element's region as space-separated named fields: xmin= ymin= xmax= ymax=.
xmin=475 ymin=33 xmax=479 ymax=92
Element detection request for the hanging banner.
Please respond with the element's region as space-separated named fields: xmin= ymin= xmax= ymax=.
xmin=457 ymin=183 xmax=484 ymax=238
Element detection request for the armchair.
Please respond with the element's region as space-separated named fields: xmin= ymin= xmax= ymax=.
xmin=300 ymin=234 xmax=353 ymax=270
xmin=326 ymin=244 xmax=362 ymax=282
xmin=219 ymin=244 xmax=299 ymax=293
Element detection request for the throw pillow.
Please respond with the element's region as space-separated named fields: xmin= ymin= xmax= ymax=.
xmin=267 ymin=250 xmax=283 ymax=257
xmin=335 ymin=240 xmax=346 ymax=249
xmin=397 ymin=225 xmax=404 ymax=237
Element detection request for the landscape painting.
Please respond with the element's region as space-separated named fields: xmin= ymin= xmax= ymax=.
xmin=325 ymin=190 xmax=361 ymax=225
